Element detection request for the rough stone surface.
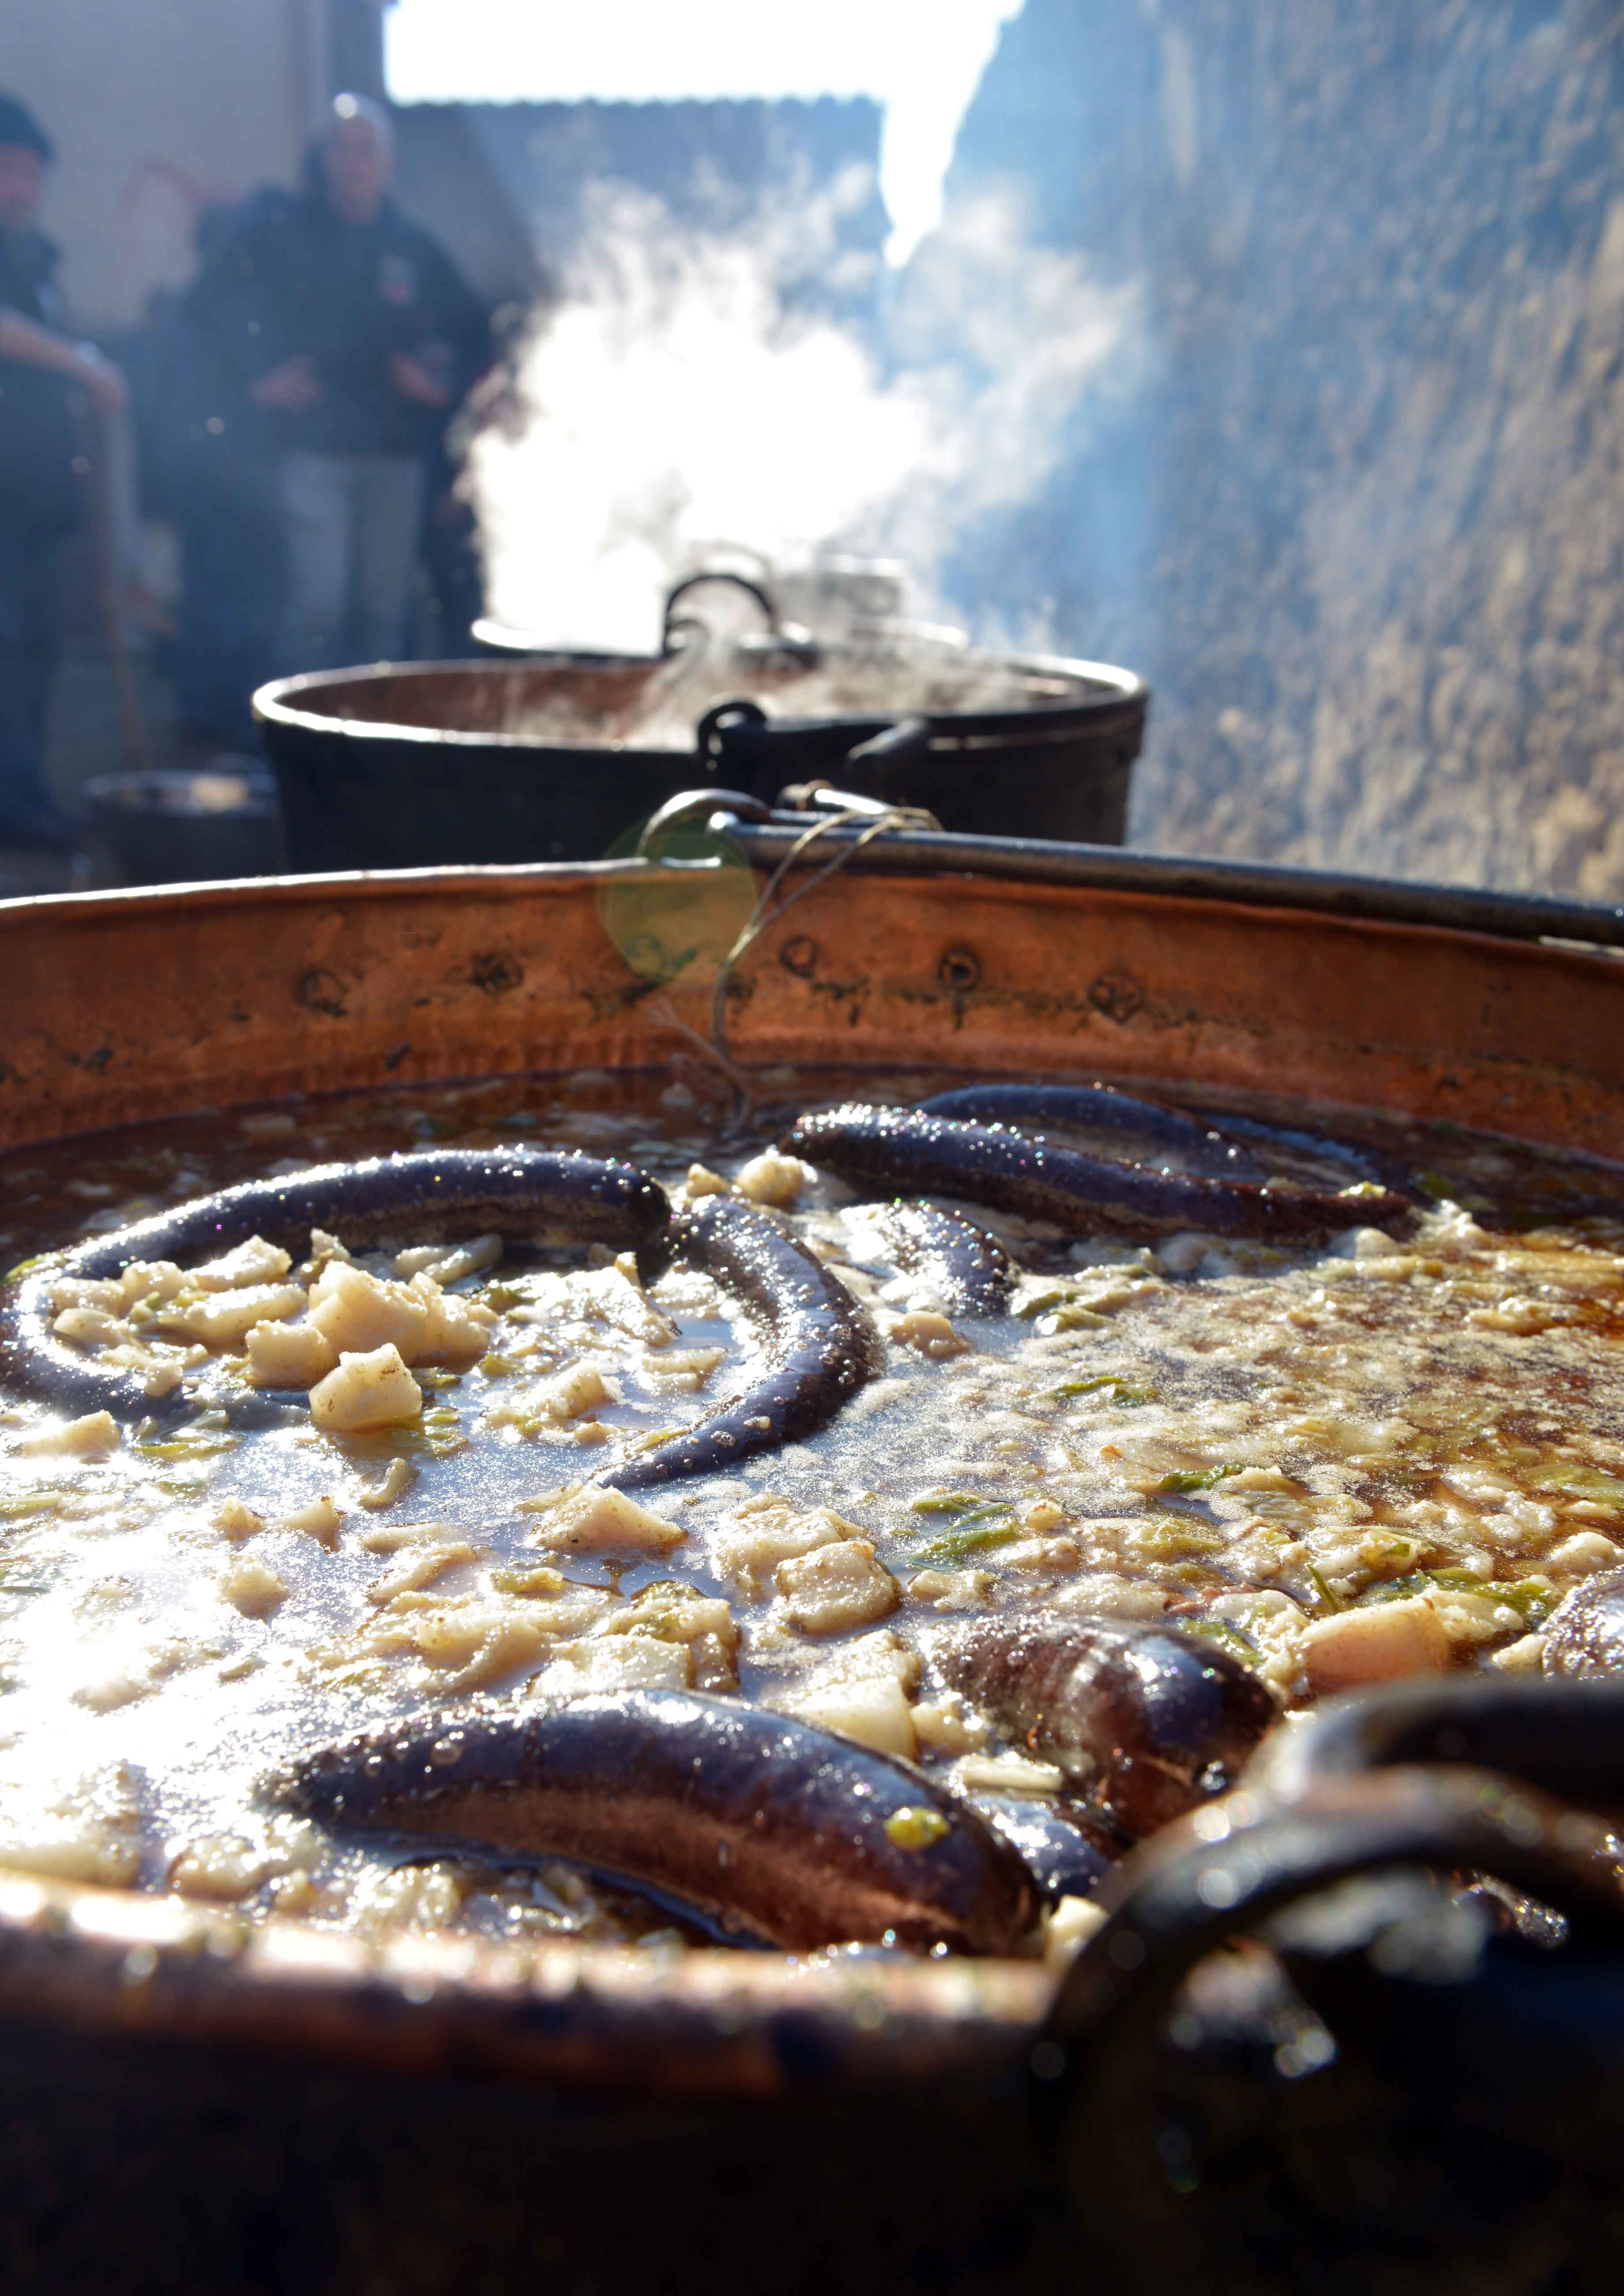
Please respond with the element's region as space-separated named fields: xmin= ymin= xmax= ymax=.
xmin=942 ymin=0 xmax=1624 ymax=896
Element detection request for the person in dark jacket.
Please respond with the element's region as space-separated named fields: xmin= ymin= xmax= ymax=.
xmin=192 ymin=94 xmax=487 ymax=675
xmin=0 ymin=92 xmax=128 ymax=850
xmin=139 ymin=197 xmax=286 ymax=749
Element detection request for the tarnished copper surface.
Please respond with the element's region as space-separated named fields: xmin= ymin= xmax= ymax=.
xmin=0 ymin=1866 xmax=1046 ymax=2099
xmin=0 ymin=854 xmax=1621 ymax=2092
xmin=3 ymin=862 xmax=1622 ymax=1154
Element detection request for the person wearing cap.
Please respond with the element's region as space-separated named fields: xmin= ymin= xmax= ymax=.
xmin=0 ymin=92 xmax=128 ymax=852
xmin=190 ymin=93 xmax=487 ymax=677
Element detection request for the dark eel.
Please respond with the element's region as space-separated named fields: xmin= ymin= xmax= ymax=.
xmin=921 ymin=1083 xmax=1416 ymax=1195
xmin=271 ymin=1688 xmax=1040 ymax=1954
xmin=930 ymin=1617 xmax=1278 ymax=1840
xmin=973 ymin=1797 xmax=1117 ymax=1901
xmin=1195 ymin=1109 xmax=1418 ymax=1196
xmin=1 ymin=1147 xmax=671 ymax=1424
xmin=1543 ymin=1568 xmax=1624 ymax=1678
xmin=601 ymin=1194 xmax=883 ymax=1493
xmin=784 ymin=1103 xmax=1414 ymax=1246
xmin=844 ymin=1200 xmax=1013 ymax=1317
xmin=919 ymin=1083 xmax=1267 ymax=1181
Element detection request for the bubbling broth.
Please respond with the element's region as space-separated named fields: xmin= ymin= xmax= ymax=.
xmin=0 ymin=1065 xmax=1622 ymax=1958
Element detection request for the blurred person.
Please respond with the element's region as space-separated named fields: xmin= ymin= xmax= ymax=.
xmin=0 ymin=92 xmax=128 ymax=851
xmin=142 ymin=198 xmax=286 ymax=749
xmin=193 ymin=94 xmax=487 ymax=676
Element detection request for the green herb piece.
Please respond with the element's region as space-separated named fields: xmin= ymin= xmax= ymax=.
xmin=909 ymin=1492 xmax=991 ymax=1516
xmin=1016 ymin=1287 xmax=1072 ymax=1320
xmin=417 ymin=1369 xmax=462 ymax=1390
xmin=135 ymin=1435 xmax=234 ymax=1461
xmin=1045 ymin=1374 xmax=1156 ymax=1408
xmin=1155 ymin=1463 xmax=1244 ymax=1495
xmin=133 ymin=1414 xmax=236 ymax=1463
xmin=1496 ymin=1579 xmax=1555 ymax=1624
xmin=1528 ymin=1463 xmax=1624 ymax=1508
xmin=389 ymin=1408 xmax=468 ymax=1459
xmin=0 ymin=1493 xmax=64 ymax=1521
xmin=477 ymin=1353 xmax=522 ymax=1378
xmin=1126 ymin=1521 xmax=1226 ymax=1561
xmin=1360 ymin=1567 xmax=1554 ymax=1626
xmin=1352 ymin=1571 xmax=1429 ymax=1608
xmin=884 ymin=1806 xmax=952 ymax=1850
xmin=916 ymin=1519 xmax=1020 ymax=1566
xmin=2 ymin=1253 xmax=58 ymax=1282
xmin=1182 ymin=1619 xmax=1260 ymax=1665
xmin=1304 ymin=1564 xmax=1343 ymax=1614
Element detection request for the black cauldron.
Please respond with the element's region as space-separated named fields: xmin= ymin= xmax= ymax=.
xmin=254 ymin=579 xmax=1147 ymax=872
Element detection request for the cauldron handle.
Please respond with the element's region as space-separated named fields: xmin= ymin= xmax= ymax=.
xmin=1035 ymin=1755 xmax=1624 ymax=2287
xmin=695 ymin=698 xmax=769 ymax=766
xmin=844 ymin=715 xmax=933 ymax=778
xmin=662 ymin=572 xmax=781 ymax=653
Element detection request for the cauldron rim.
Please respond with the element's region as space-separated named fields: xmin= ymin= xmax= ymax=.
xmin=252 ymin=647 xmax=1150 ymax=757
xmin=254 ymin=657 xmax=699 ymax=758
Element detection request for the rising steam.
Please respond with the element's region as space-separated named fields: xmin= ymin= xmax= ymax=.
xmin=469 ymin=174 xmax=1139 ymax=653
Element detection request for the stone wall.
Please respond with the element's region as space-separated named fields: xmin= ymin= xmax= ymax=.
xmin=942 ymin=0 xmax=1624 ymax=894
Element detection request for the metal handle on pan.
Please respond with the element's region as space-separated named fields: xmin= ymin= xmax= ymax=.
xmin=1038 ymin=1677 xmax=1624 ymax=2293
xmin=687 ymin=798 xmax=1624 ymax=955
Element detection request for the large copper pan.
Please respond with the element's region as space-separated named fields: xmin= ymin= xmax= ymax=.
xmin=4 ymin=827 xmax=1624 ymax=2292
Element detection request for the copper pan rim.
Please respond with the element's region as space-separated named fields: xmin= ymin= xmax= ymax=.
xmin=3 ymin=835 xmax=1624 ymax=2089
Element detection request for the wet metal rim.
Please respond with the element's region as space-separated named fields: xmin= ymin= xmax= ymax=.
xmin=716 ymin=815 xmax=1624 ymax=955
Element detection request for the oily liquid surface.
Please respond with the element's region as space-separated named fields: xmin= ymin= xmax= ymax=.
xmin=1 ymin=1064 xmax=1622 ymax=1951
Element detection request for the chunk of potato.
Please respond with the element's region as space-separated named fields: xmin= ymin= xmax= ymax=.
xmin=733 ymin=1150 xmax=808 ymax=1206
xmin=214 ymin=1496 xmax=265 ymax=1542
xmin=410 ymin=1274 xmax=491 ymax=1362
xmin=1301 ymin=1595 xmax=1451 ymax=1691
xmin=535 ymin=1486 xmax=685 ymax=1555
xmin=220 ymin=1557 xmax=288 ymax=1617
xmin=17 ymin=1409 xmax=120 ymax=1457
xmin=169 ymin=1835 xmax=272 ymax=1899
xmin=712 ymin=1501 xmax=857 ymax=1597
xmin=274 ymin=1493 xmax=344 ymax=1549
xmin=535 ymin=1637 xmax=693 ymax=1694
xmin=367 ymin=1542 xmax=479 ymax=1605
xmin=534 ymin=1362 xmax=612 ymax=1422
xmin=245 ymin=1318 xmax=339 ymax=1388
xmin=309 ymin=1263 xmax=430 ymax=1361
xmin=887 ymin=1310 xmax=967 ymax=1360
xmin=776 ymin=1538 xmax=899 ymax=1634
xmin=792 ymin=1670 xmax=917 ymax=1757
xmin=309 ymin=1344 xmax=424 ymax=1434
xmin=191 ymin=1236 xmax=293 ymax=1292
xmin=180 ymin=1283 xmax=306 ymax=1351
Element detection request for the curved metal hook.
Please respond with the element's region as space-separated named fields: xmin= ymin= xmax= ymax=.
xmin=661 ymin=572 xmax=780 ymax=655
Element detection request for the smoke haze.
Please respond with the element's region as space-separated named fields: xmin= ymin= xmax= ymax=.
xmin=470 ymin=176 xmax=1137 ymax=653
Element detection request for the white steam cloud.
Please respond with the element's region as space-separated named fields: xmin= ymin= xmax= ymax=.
xmin=470 ymin=174 xmax=1139 ymax=655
